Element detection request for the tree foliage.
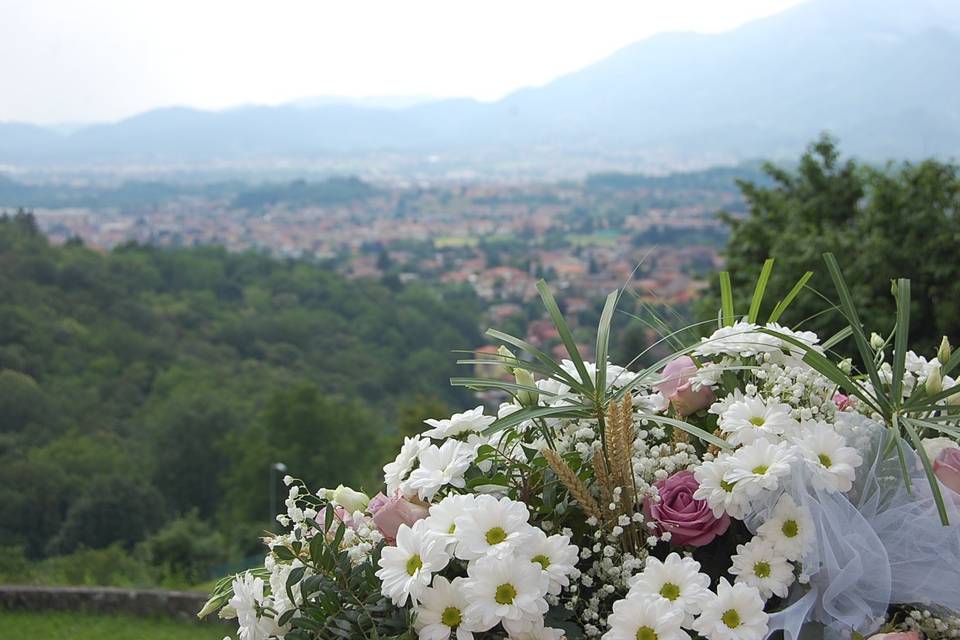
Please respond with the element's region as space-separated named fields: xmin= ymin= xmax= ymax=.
xmin=0 ymin=215 xmax=483 ymax=566
xmin=705 ymin=135 xmax=960 ymax=352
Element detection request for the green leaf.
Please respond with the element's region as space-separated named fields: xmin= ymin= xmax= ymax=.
xmin=719 ymin=271 xmax=735 ymax=327
xmin=537 ymin=280 xmax=595 ymax=396
xmin=822 ymin=253 xmax=890 ymax=415
xmin=595 ymin=289 xmax=620 ymax=396
xmin=901 ymin=417 xmax=950 ymax=525
xmin=890 ymin=278 xmax=911 ymax=402
xmin=324 ymin=504 xmax=334 ymax=533
xmin=768 ymin=271 xmax=813 ymax=324
xmin=748 ymin=259 xmax=775 ymax=323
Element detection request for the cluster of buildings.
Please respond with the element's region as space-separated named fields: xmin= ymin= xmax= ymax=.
xmin=28 ymin=176 xmax=736 ymax=359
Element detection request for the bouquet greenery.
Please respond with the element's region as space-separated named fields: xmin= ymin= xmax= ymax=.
xmin=202 ymin=254 xmax=960 ymax=640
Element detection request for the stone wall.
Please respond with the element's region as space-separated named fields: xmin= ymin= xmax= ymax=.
xmin=0 ymin=586 xmax=214 ymax=622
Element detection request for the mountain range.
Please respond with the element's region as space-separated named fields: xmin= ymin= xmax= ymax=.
xmin=2 ymin=0 xmax=958 ymax=171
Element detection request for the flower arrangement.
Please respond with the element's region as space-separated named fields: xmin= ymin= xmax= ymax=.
xmin=202 ymin=255 xmax=960 ymax=640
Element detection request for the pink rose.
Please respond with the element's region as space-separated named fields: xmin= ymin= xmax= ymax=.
xmin=370 ymin=493 xmax=428 ymax=543
xmin=833 ymin=392 xmax=853 ymax=412
xmin=333 ymin=505 xmax=355 ymax=528
xmin=367 ymin=492 xmax=390 ymax=514
xmin=644 ymin=470 xmax=730 ymax=547
xmin=867 ymin=632 xmax=920 ymax=640
xmin=934 ymin=447 xmax=960 ymax=495
xmin=656 ymin=356 xmax=715 ymax=417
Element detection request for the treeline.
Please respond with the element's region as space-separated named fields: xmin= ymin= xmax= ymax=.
xmin=585 ymin=164 xmax=769 ymax=193
xmin=0 ymin=214 xmax=482 ymax=583
xmin=0 ymin=174 xmax=379 ymax=211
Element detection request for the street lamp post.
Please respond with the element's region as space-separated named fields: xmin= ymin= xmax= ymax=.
xmin=269 ymin=462 xmax=288 ymax=523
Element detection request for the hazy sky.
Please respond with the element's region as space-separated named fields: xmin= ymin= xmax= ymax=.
xmin=1 ymin=0 xmax=805 ymax=125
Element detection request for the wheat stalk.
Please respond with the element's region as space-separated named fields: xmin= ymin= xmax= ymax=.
xmin=542 ymin=447 xmax=603 ymax=521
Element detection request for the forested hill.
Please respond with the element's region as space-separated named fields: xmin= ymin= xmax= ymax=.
xmin=0 ymin=212 xmax=482 ymax=561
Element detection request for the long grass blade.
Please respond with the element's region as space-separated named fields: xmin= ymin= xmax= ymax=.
xmin=537 ymin=280 xmax=595 ymax=396
xmin=719 ymin=271 xmax=735 ymax=327
xmin=482 ymin=404 xmax=593 ymax=436
xmin=595 ymin=289 xmax=620 ymax=398
xmin=638 ymin=413 xmax=731 ymax=449
xmin=760 ymin=328 xmax=883 ymax=414
xmin=748 ymin=259 xmax=775 ymax=323
xmin=822 ymin=326 xmax=853 ymax=351
xmin=485 ymin=328 xmax=586 ymax=392
xmin=901 ymin=417 xmax=950 ymax=525
xmin=890 ymin=278 xmax=911 ymax=402
xmin=768 ymin=271 xmax=814 ymax=324
xmin=822 ymin=253 xmax=890 ymax=415
xmin=449 ymin=377 xmax=556 ymax=397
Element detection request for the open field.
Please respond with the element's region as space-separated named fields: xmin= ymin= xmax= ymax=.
xmin=0 ymin=611 xmax=225 ymax=640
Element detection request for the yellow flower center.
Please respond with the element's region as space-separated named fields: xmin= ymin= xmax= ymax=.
xmin=754 ymin=560 xmax=771 ymax=578
xmin=720 ymin=479 xmax=735 ymax=492
xmin=722 ymin=609 xmax=742 ymax=628
xmin=636 ymin=626 xmax=658 ymax=640
xmin=749 ymin=416 xmax=766 ymax=427
xmin=818 ymin=453 xmax=833 ymax=468
xmin=448 ymin=523 xmax=456 ymax=534
xmin=495 ymin=582 xmax=517 ymax=605
xmin=441 ymin=606 xmax=462 ymax=628
xmin=486 ymin=526 xmax=507 ymax=545
xmin=752 ymin=465 xmax=769 ymax=475
xmin=532 ymin=554 xmax=551 ymax=570
xmin=659 ymin=582 xmax=681 ymax=601
xmin=782 ymin=519 xmax=799 ymax=538
xmin=406 ymin=554 xmax=422 ymax=576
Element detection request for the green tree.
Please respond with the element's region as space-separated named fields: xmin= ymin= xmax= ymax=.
xmin=49 ymin=475 xmax=166 ymax=554
xmin=705 ymin=135 xmax=960 ymax=353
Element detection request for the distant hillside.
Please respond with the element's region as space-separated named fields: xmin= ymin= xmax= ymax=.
xmin=1 ymin=0 xmax=958 ymax=167
xmin=0 ymin=213 xmax=483 ymax=558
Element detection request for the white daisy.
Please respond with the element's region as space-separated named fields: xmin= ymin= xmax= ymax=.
xmin=454 ymin=495 xmax=536 ymax=560
xmin=729 ymin=538 xmax=795 ymax=600
xmin=535 ymin=378 xmax=574 ymax=407
xmin=425 ymin=494 xmax=475 ymax=546
xmin=229 ymin=572 xmax=283 ymax=640
xmin=693 ymin=457 xmax=752 ymax=520
xmin=718 ymin=396 xmax=798 ymax=446
xmin=756 ymin=494 xmax=815 ymax=562
xmin=406 ymin=439 xmax=476 ymax=501
xmin=602 ymin=594 xmax=690 ymax=640
xmin=560 ymin=359 xmax=629 ymax=390
xmin=413 ymin=576 xmax=480 ymax=640
xmin=376 ymin=519 xmax=451 ymax=606
xmin=384 ymin=436 xmax=430 ymax=496
xmin=725 ymin=438 xmax=795 ymax=497
xmin=506 ymin=619 xmax=566 ymax=639
xmin=628 ymin=552 xmax=711 ymax=626
xmin=692 ymin=578 xmax=769 ymax=640
xmin=763 ymin=323 xmax=821 ymax=358
xmin=463 ymin=555 xmax=549 ymax=632
xmin=694 ymin=322 xmax=779 ymax=358
xmin=520 ymin=528 xmax=579 ymax=595
xmin=793 ymin=422 xmax=863 ymax=493
xmin=423 ymin=406 xmax=496 ymax=439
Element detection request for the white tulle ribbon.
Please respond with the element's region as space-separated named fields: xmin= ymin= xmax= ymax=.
xmin=745 ymin=414 xmax=960 ymax=640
